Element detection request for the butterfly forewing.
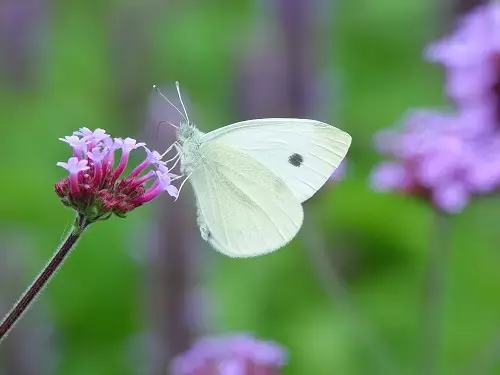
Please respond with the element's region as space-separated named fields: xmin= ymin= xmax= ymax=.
xmin=202 ymin=118 xmax=351 ymax=203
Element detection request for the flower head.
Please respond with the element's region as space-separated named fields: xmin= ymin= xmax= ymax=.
xmin=170 ymin=333 xmax=287 ymax=375
xmin=87 ymin=147 xmax=109 ymax=162
xmin=370 ymin=3 xmax=500 ymax=214
xmin=156 ymin=170 xmax=179 ymax=198
xmin=55 ymin=128 xmax=179 ymax=221
xmin=114 ymin=137 xmax=146 ymax=154
xmin=74 ymin=127 xmax=109 ymax=143
xmin=102 ymin=136 xmax=117 ymax=150
xmin=145 ymin=147 xmax=165 ymax=166
xmin=370 ymin=110 xmax=500 ymax=213
xmin=59 ymin=135 xmax=90 ymax=158
xmin=56 ymin=157 xmax=89 ymax=175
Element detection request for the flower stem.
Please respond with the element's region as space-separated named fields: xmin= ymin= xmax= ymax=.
xmin=421 ymin=211 xmax=452 ymax=375
xmin=0 ymin=213 xmax=90 ymax=344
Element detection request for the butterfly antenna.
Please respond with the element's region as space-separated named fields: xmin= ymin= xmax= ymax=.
xmin=174 ymin=172 xmax=193 ymax=202
xmin=153 ymin=84 xmax=187 ymax=121
xmin=156 ymin=120 xmax=178 ymax=139
xmin=157 ymin=120 xmax=179 ymax=130
xmin=175 ymin=81 xmax=190 ymax=124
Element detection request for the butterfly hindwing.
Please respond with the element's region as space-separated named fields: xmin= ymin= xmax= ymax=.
xmin=189 ymin=140 xmax=304 ymax=257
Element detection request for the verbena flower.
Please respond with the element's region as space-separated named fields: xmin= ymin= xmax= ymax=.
xmin=371 ymin=3 xmax=500 ymax=214
xmin=2 ymin=128 xmax=185 ymax=343
xmin=425 ymin=2 xmax=500 ymax=131
xmin=55 ymin=127 xmax=178 ymax=222
xmin=170 ymin=333 xmax=288 ymax=375
xmin=370 ymin=110 xmax=500 ymax=213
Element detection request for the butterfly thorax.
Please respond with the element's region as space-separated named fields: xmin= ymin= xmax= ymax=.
xmin=177 ymin=121 xmax=205 ymax=174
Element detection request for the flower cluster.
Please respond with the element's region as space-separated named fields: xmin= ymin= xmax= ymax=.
xmin=170 ymin=333 xmax=288 ymax=375
xmin=371 ymin=2 xmax=500 ymax=213
xmin=425 ymin=3 xmax=500 ymax=130
xmin=55 ymin=127 xmax=178 ymax=221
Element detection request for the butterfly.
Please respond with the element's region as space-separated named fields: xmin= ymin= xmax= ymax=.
xmin=154 ymin=82 xmax=352 ymax=258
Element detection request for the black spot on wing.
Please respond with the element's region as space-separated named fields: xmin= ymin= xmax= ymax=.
xmin=288 ymin=153 xmax=304 ymax=167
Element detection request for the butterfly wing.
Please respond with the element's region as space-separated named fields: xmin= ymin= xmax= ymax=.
xmin=202 ymin=118 xmax=351 ymax=203
xmin=189 ymin=140 xmax=304 ymax=257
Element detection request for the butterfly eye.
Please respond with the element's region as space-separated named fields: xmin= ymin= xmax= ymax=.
xmin=288 ymin=153 xmax=304 ymax=167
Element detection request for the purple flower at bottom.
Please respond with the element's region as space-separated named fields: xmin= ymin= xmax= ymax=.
xmin=170 ymin=333 xmax=288 ymax=375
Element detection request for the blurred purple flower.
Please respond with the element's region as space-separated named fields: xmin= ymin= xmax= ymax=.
xmin=0 ymin=0 xmax=48 ymax=88
xmin=329 ymin=160 xmax=347 ymax=181
xmin=426 ymin=2 xmax=500 ymax=130
xmin=371 ymin=3 xmax=500 ymax=213
xmin=370 ymin=110 xmax=500 ymax=213
xmin=371 ymin=162 xmax=413 ymax=192
xmin=170 ymin=333 xmax=288 ymax=375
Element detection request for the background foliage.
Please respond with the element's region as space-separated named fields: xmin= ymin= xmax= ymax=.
xmin=1 ymin=0 xmax=499 ymax=374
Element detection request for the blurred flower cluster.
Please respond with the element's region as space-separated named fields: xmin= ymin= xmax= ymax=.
xmin=330 ymin=160 xmax=347 ymax=182
xmin=170 ymin=333 xmax=287 ymax=375
xmin=55 ymin=127 xmax=178 ymax=222
xmin=371 ymin=2 xmax=500 ymax=213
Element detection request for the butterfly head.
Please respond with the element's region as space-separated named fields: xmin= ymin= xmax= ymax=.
xmin=178 ymin=120 xmax=198 ymax=142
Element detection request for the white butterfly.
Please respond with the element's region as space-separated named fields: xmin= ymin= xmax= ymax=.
xmin=154 ymin=83 xmax=352 ymax=258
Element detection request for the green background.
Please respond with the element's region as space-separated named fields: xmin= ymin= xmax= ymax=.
xmin=1 ymin=0 xmax=499 ymax=374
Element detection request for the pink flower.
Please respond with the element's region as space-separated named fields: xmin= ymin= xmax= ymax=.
xmin=170 ymin=333 xmax=287 ymax=375
xmin=134 ymin=169 xmax=179 ymax=204
xmin=56 ymin=157 xmax=89 ymax=174
xmin=57 ymin=157 xmax=89 ymax=197
xmin=58 ymin=135 xmax=90 ymax=158
xmin=114 ymin=137 xmax=146 ymax=153
xmin=128 ymin=147 xmax=166 ymax=178
xmin=112 ymin=137 xmax=147 ymax=180
xmin=87 ymin=146 xmax=109 ymax=162
xmin=55 ymin=128 xmax=179 ymax=221
xmin=371 ymin=162 xmax=413 ymax=192
xmin=369 ymin=110 xmax=500 ymax=213
xmin=73 ymin=127 xmax=108 ymax=141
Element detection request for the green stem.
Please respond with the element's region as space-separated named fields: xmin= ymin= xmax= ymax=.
xmin=421 ymin=211 xmax=452 ymax=375
xmin=0 ymin=213 xmax=89 ymax=344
